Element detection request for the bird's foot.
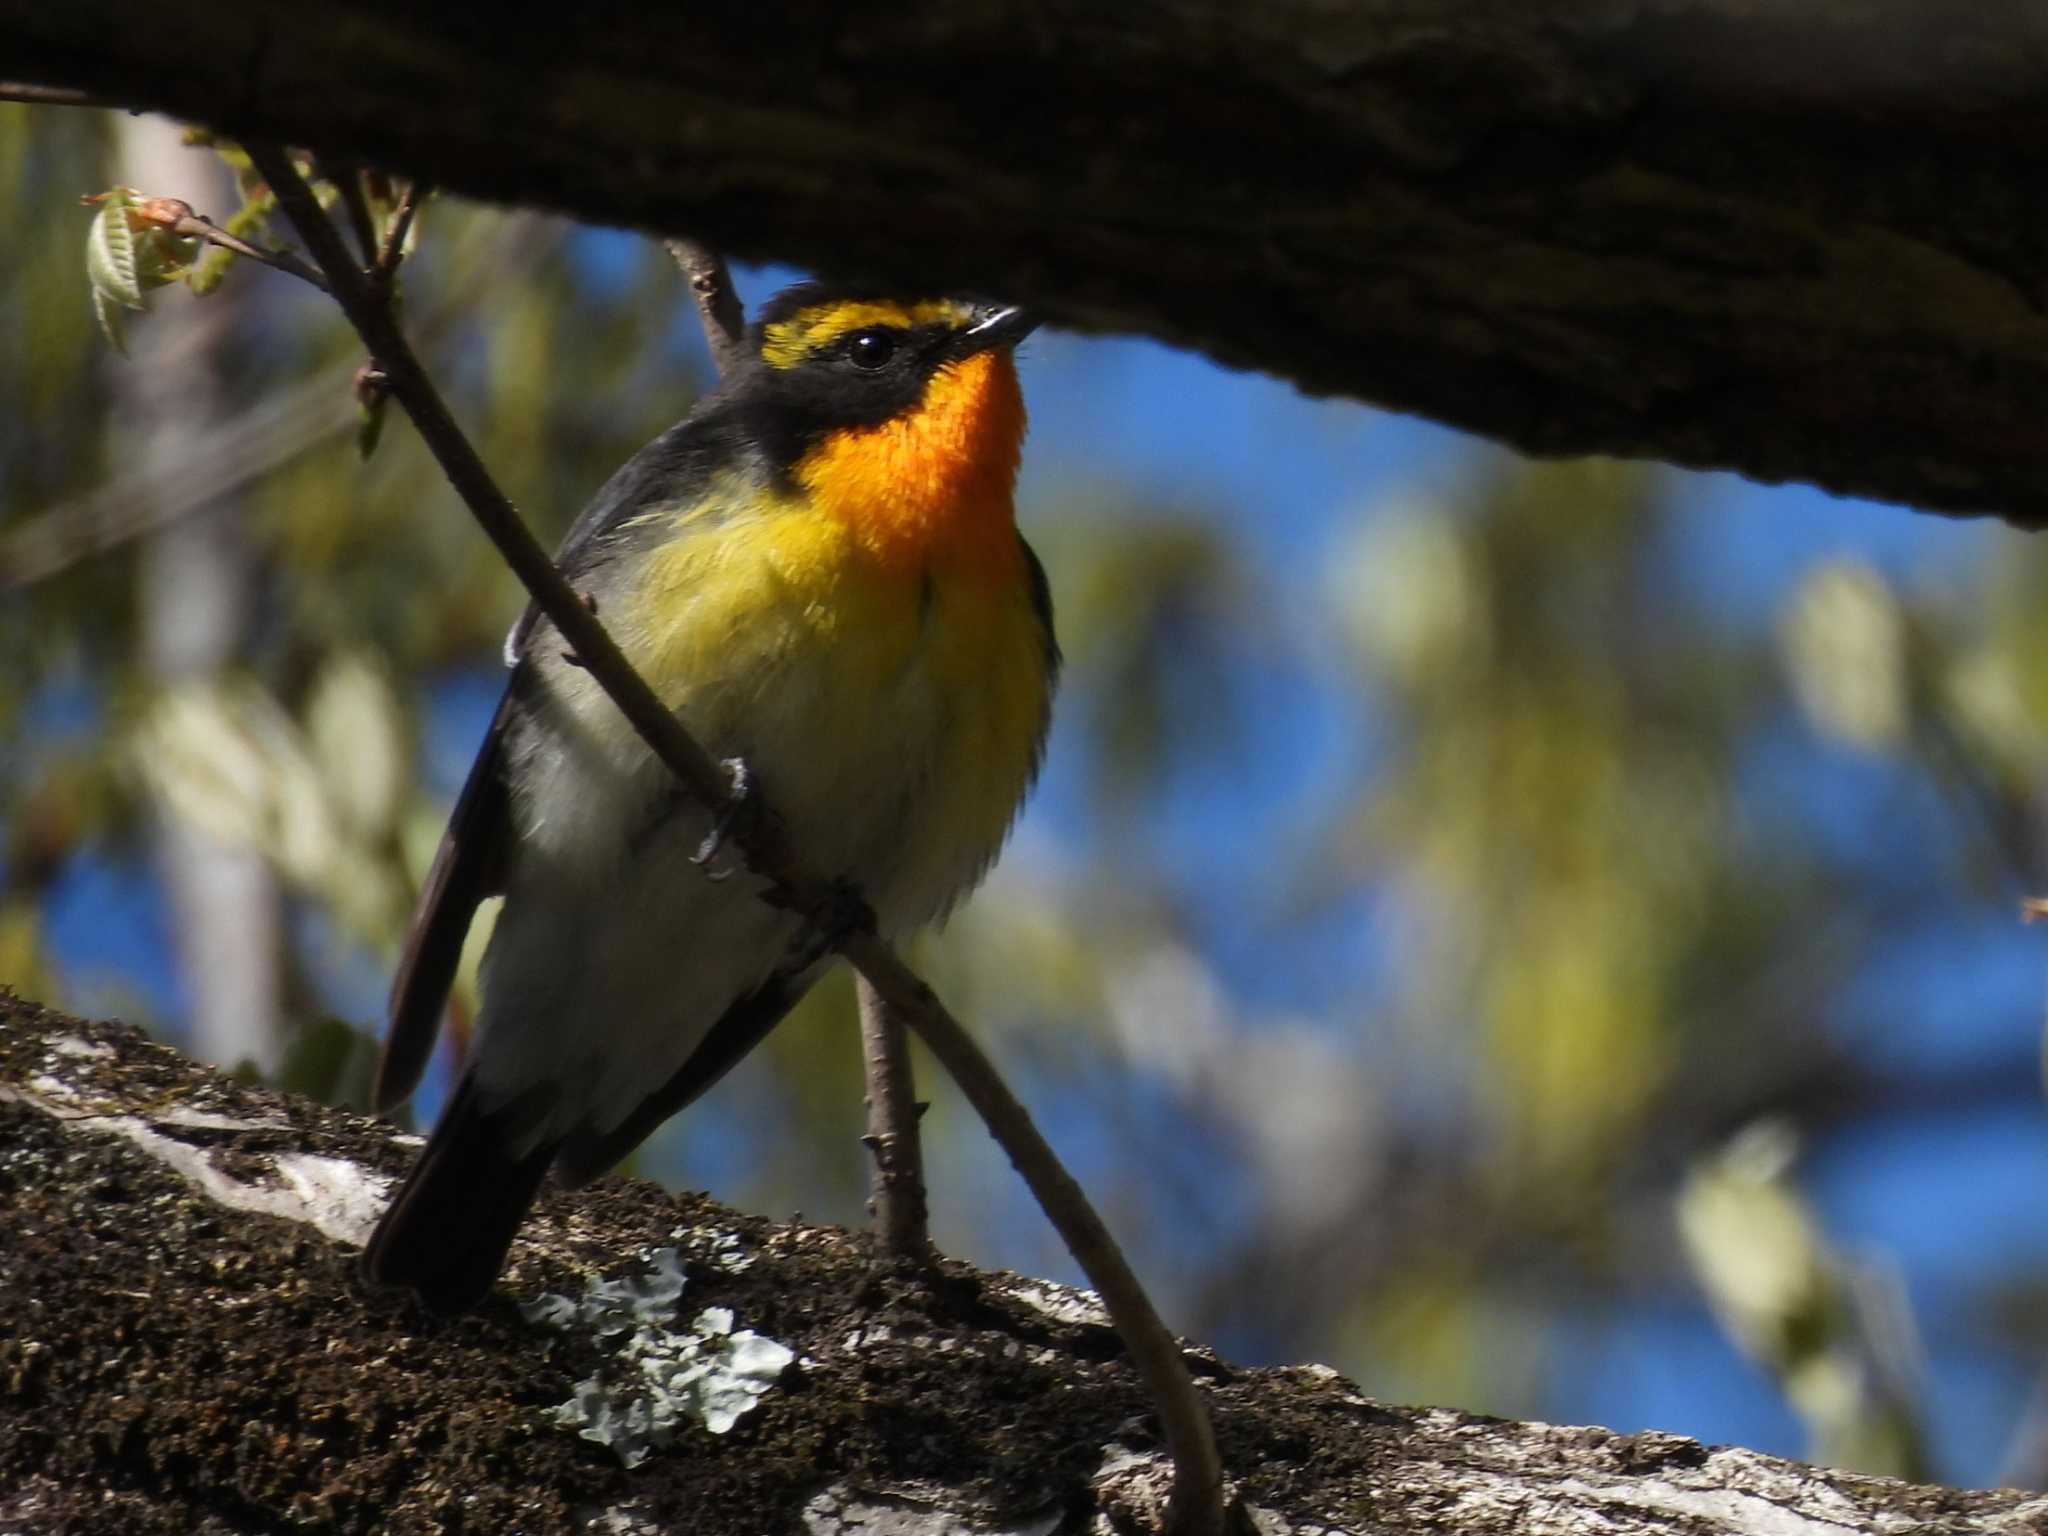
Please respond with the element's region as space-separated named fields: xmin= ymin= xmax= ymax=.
xmin=690 ymin=756 xmax=758 ymax=881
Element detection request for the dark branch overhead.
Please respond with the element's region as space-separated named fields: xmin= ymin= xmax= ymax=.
xmin=11 ymin=3 xmax=2048 ymax=522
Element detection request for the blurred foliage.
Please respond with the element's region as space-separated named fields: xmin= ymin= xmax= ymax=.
xmin=4 ymin=105 xmax=2048 ymax=1492
xmin=1679 ymin=1122 xmax=1926 ymax=1478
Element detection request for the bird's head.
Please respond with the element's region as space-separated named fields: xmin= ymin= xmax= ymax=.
xmin=722 ymin=284 xmax=1039 ymax=575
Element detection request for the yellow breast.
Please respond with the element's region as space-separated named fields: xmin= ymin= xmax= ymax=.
xmin=602 ymin=350 xmax=1048 ymax=927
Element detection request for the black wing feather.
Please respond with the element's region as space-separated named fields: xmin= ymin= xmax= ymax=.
xmin=553 ymin=967 xmax=816 ymax=1186
xmin=373 ymin=688 xmax=516 ymax=1113
xmin=360 ymin=1074 xmax=555 ymax=1312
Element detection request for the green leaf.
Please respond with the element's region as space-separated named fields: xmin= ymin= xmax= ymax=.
xmin=84 ymin=189 xmax=143 ymax=352
xmin=90 ymin=284 xmax=128 ymax=357
xmin=83 ymin=188 xmax=201 ymax=351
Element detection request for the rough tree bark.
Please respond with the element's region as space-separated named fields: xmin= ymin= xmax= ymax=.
xmin=1 ymin=993 xmax=2042 ymax=1535
xmin=9 ymin=3 xmax=2048 ymax=524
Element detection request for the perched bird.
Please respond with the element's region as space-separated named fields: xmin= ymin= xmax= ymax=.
xmin=362 ymin=284 xmax=1056 ymax=1310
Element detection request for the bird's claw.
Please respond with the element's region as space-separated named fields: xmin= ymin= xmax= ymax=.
xmin=691 ymin=757 xmax=756 ymax=879
xmin=687 ymin=757 xmax=873 ymax=949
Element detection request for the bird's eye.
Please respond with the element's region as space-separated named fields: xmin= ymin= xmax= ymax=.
xmin=846 ymin=329 xmax=898 ymax=371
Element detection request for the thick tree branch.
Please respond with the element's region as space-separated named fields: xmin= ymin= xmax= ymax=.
xmin=11 ymin=4 xmax=2048 ymax=522
xmin=5 ymin=1000 xmax=2045 ymax=1535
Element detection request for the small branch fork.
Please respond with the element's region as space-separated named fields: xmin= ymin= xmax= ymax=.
xmin=370 ymin=178 xmax=426 ymax=296
xmin=242 ymin=140 xmax=1225 ymax=1536
xmin=118 ymin=165 xmax=424 ymax=300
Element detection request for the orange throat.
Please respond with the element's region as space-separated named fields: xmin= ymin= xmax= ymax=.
xmin=795 ymin=350 xmax=1027 ymax=585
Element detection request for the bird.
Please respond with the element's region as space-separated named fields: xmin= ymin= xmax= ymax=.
xmin=361 ymin=282 xmax=1056 ymax=1311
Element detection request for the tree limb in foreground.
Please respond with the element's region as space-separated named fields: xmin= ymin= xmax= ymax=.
xmin=0 ymin=997 xmax=2040 ymax=1536
xmin=8 ymin=3 xmax=2048 ymax=523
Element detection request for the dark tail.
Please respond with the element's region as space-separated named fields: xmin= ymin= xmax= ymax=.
xmin=361 ymin=1076 xmax=555 ymax=1312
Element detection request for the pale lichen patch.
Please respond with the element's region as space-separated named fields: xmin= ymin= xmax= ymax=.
xmin=1004 ymin=1278 xmax=1110 ymax=1330
xmin=99 ymin=1116 xmax=393 ymax=1246
xmin=522 ymin=1246 xmax=796 ymax=1468
xmin=46 ymin=1035 xmax=116 ymax=1060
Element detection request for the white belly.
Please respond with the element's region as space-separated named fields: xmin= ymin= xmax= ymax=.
xmin=468 ymin=518 xmax=1049 ymax=1147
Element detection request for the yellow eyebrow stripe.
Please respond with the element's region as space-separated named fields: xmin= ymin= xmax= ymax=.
xmin=760 ymin=300 xmax=972 ymax=369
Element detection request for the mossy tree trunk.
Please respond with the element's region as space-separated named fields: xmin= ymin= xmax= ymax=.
xmin=1 ymin=995 xmax=2042 ymax=1534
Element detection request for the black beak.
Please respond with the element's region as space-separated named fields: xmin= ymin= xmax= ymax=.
xmin=953 ymin=302 xmax=1039 ymax=358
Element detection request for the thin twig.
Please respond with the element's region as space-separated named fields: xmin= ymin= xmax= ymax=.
xmin=665 ymin=238 xmax=747 ymax=376
xmin=858 ymin=976 xmax=933 ymax=1257
xmin=249 ymin=141 xmax=1224 ymax=1536
xmin=0 ymin=367 xmax=355 ymax=588
xmin=843 ymin=932 xmax=1228 ymax=1534
xmin=132 ymin=197 xmax=330 ymax=292
xmin=372 ymin=178 xmax=428 ymax=295
xmin=0 ymin=82 xmax=117 ymax=109
xmin=249 ymin=143 xmax=737 ymax=827
xmin=334 ymin=168 xmax=380 ymax=268
xmin=7 ymin=210 xmax=555 ymax=590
